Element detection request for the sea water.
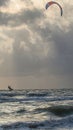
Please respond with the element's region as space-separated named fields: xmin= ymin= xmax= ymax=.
xmin=0 ymin=89 xmax=73 ymax=130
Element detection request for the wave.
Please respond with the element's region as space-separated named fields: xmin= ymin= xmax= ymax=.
xmin=16 ymin=108 xmax=26 ymax=114
xmin=49 ymin=105 xmax=73 ymax=117
xmin=0 ymin=89 xmax=73 ymax=104
xmin=34 ymin=105 xmax=73 ymax=117
xmin=26 ymin=92 xmax=48 ymax=97
xmin=1 ymin=115 xmax=73 ymax=130
xmin=0 ymin=91 xmax=26 ymax=97
xmin=0 ymin=95 xmax=73 ymax=104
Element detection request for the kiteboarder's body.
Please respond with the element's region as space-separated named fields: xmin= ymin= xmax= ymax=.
xmin=8 ymin=86 xmax=13 ymax=91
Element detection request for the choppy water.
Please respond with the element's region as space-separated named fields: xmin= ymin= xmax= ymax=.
xmin=0 ymin=89 xmax=73 ymax=130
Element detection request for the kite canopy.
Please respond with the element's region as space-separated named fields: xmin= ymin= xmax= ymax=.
xmin=45 ymin=1 xmax=63 ymax=16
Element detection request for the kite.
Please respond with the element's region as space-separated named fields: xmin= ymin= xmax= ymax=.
xmin=45 ymin=1 xmax=63 ymax=16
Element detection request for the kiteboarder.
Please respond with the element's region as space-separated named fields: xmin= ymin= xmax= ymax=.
xmin=8 ymin=86 xmax=13 ymax=91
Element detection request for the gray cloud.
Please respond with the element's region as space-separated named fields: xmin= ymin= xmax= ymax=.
xmin=0 ymin=8 xmax=44 ymax=27
xmin=0 ymin=0 xmax=9 ymax=7
xmin=1 ymin=25 xmax=73 ymax=77
xmin=50 ymin=27 xmax=73 ymax=75
xmin=13 ymin=24 xmax=73 ymax=76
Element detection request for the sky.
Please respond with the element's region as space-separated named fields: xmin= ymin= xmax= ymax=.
xmin=0 ymin=0 xmax=73 ymax=89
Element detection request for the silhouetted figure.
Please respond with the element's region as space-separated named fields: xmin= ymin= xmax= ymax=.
xmin=8 ymin=86 xmax=13 ymax=91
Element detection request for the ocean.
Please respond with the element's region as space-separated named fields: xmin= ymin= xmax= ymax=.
xmin=0 ymin=89 xmax=73 ymax=130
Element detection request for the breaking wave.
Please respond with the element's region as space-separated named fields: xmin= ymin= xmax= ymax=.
xmin=1 ymin=115 xmax=73 ymax=130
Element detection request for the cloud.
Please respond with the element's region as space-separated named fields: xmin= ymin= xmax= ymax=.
xmin=0 ymin=8 xmax=44 ymax=28
xmin=0 ymin=30 xmax=14 ymax=54
xmin=0 ymin=0 xmax=9 ymax=7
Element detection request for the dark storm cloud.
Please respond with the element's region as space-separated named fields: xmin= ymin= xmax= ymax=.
xmin=0 ymin=5 xmax=45 ymax=76
xmin=36 ymin=26 xmax=73 ymax=76
xmin=50 ymin=27 xmax=73 ymax=75
xmin=0 ymin=0 xmax=9 ymax=6
xmin=40 ymin=26 xmax=73 ymax=75
xmin=11 ymin=31 xmax=45 ymax=76
xmin=0 ymin=12 xmax=10 ymax=26
xmin=2 ymin=25 xmax=72 ymax=77
xmin=0 ymin=8 xmax=44 ymax=27
xmin=1 ymin=15 xmax=73 ymax=77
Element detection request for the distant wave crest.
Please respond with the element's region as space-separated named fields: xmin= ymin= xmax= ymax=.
xmin=34 ymin=105 xmax=73 ymax=117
